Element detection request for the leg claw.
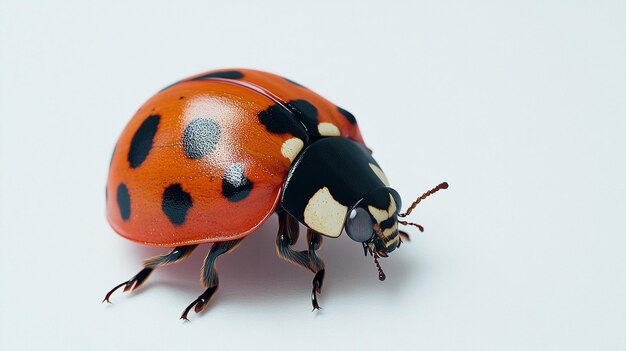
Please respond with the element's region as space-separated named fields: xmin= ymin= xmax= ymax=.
xmin=310 ymin=269 xmax=325 ymax=311
xmin=312 ymin=300 xmax=322 ymax=311
xmin=102 ymin=268 xmax=153 ymax=303
xmin=180 ymin=286 xmax=217 ymax=321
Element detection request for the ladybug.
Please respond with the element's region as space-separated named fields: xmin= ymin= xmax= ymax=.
xmin=103 ymin=68 xmax=448 ymax=319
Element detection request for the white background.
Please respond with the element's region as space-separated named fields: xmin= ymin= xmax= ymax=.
xmin=1 ymin=1 xmax=625 ymax=350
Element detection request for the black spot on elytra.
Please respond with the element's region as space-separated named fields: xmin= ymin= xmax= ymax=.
xmin=337 ymin=106 xmax=357 ymax=125
xmin=222 ymin=163 xmax=253 ymax=202
xmin=193 ymin=70 xmax=244 ymax=80
xmin=117 ymin=183 xmax=131 ymax=221
xmin=286 ymin=99 xmax=319 ymax=132
xmin=258 ymin=104 xmax=308 ymax=141
xmin=162 ymin=184 xmax=193 ymax=225
xmin=128 ymin=115 xmax=160 ymax=168
xmin=283 ymin=77 xmax=307 ymax=89
xmin=160 ymin=71 xmax=244 ymax=91
xmin=182 ymin=118 xmax=221 ymax=159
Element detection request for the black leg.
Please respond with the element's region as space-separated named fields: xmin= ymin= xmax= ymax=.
xmin=103 ymin=245 xmax=198 ymax=303
xmin=180 ymin=238 xmax=243 ymax=320
xmin=307 ymin=229 xmax=325 ymax=311
xmin=276 ymin=211 xmax=309 ymax=268
xmin=276 ymin=211 xmax=326 ymax=311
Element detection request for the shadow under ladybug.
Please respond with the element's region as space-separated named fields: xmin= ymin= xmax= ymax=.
xmin=112 ymin=214 xmax=427 ymax=315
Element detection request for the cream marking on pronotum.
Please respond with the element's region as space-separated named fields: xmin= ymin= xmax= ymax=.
xmin=317 ymin=122 xmax=341 ymax=136
xmin=369 ymin=163 xmax=390 ymax=186
xmin=281 ymin=137 xmax=304 ymax=162
xmin=303 ymin=187 xmax=348 ymax=237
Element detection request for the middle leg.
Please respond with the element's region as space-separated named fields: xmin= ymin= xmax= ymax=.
xmin=180 ymin=238 xmax=243 ymax=320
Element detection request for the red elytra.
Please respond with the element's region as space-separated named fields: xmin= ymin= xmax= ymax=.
xmin=106 ymin=68 xmax=364 ymax=246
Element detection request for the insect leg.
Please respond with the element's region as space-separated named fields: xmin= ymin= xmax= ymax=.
xmin=307 ymin=229 xmax=326 ymax=311
xmin=275 ymin=211 xmax=310 ymax=268
xmin=275 ymin=210 xmax=327 ymax=310
xmin=103 ymin=245 xmax=198 ymax=303
xmin=180 ymin=238 xmax=243 ymax=320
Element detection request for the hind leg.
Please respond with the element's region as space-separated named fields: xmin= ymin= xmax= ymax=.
xmin=180 ymin=238 xmax=243 ymax=320
xmin=103 ymin=245 xmax=198 ymax=303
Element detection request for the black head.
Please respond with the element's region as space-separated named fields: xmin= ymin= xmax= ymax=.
xmin=343 ymin=182 xmax=449 ymax=281
xmin=345 ymin=187 xmax=403 ymax=257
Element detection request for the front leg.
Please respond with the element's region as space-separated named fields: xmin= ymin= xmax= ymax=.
xmin=307 ymin=229 xmax=325 ymax=310
xmin=276 ymin=211 xmax=326 ymax=310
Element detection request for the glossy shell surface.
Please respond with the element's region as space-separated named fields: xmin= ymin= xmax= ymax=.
xmin=106 ymin=69 xmax=364 ymax=246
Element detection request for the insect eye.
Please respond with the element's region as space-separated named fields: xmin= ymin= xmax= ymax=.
xmin=345 ymin=207 xmax=375 ymax=242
